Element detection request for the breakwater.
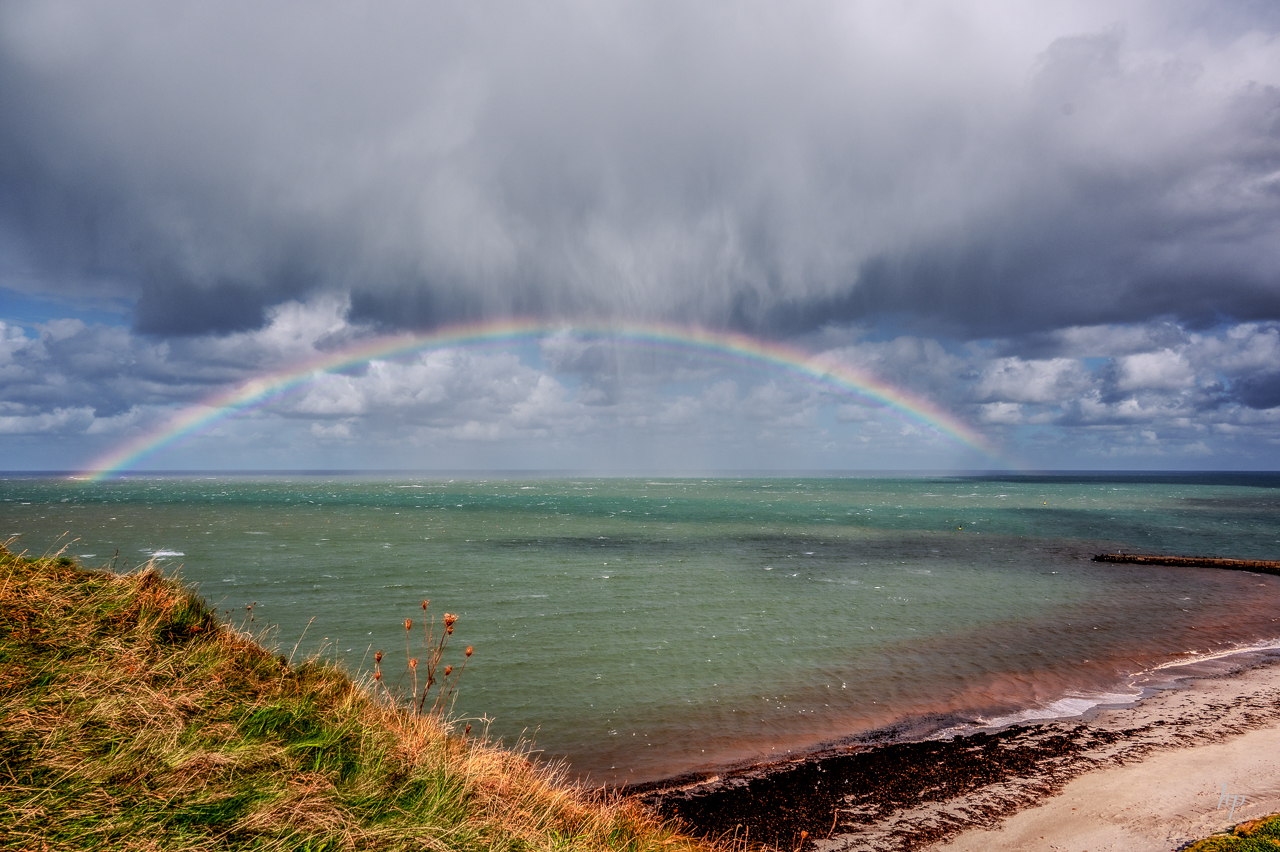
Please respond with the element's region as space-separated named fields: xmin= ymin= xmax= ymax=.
xmin=1093 ymin=553 xmax=1280 ymax=573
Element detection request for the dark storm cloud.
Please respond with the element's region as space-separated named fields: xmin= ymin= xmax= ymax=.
xmin=773 ymin=62 xmax=1280 ymax=337
xmin=0 ymin=320 xmax=211 ymax=418
xmin=1234 ymin=371 xmax=1280 ymax=409
xmin=1 ymin=1 xmax=1279 ymax=340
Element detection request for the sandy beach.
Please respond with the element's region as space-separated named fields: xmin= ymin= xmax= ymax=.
xmin=923 ymin=722 xmax=1280 ymax=851
xmin=647 ymin=650 xmax=1280 ymax=852
xmin=919 ymin=661 xmax=1280 ymax=852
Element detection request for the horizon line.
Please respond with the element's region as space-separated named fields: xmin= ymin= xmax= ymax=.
xmin=17 ymin=467 xmax=1278 ymax=479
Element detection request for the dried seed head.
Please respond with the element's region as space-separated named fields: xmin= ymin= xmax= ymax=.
xmin=464 ymin=724 xmax=472 ymax=735
xmin=444 ymin=665 xmax=452 ymax=676
xmin=404 ymin=618 xmax=412 ymax=631
xmin=374 ymin=670 xmax=382 ymax=681
xmin=422 ymin=599 xmax=429 ymax=611
xmin=465 ymin=646 xmax=473 ymax=657
xmin=800 ymin=831 xmax=808 ymax=840
xmin=409 ymin=657 xmax=418 ymax=669
xmin=444 ymin=613 xmax=457 ymax=626
xmin=375 ymin=650 xmax=383 ymax=663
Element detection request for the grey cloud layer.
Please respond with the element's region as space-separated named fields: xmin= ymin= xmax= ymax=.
xmin=3 ymin=295 xmax=1279 ymax=468
xmin=3 ymin=1 xmax=1278 ymax=336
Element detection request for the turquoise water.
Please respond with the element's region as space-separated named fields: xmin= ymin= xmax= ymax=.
xmin=4 ymin=473 xmax=1280 ymax=784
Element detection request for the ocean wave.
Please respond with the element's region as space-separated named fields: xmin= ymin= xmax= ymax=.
xmin=974 ymin=691 xmax=1141 ymax=729
xmin=1146 ymin=637 xmax=1280 ymax=672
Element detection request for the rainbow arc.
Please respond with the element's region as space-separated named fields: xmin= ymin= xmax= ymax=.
xmin=82 ymin=321 xmax=1009 ymax=478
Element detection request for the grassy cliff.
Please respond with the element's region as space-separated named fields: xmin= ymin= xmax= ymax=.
xmin=0 ymin=542 xmax=714 ymax=852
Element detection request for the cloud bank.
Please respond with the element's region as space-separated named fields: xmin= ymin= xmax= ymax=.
xmin=1 ymin=1 xmax=1279 ymax=469
xmin=3 ymin=298 xmax=1279 ymax=470
xmin=3 ymin=0 xmax=1278 ymax=336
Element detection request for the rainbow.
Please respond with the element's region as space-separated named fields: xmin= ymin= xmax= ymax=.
xmin=81 ymin=320 xmax=1009 ymax=479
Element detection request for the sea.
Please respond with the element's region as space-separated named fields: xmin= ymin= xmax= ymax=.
xmin=4 ymin=472 xmax=1280 ymax=786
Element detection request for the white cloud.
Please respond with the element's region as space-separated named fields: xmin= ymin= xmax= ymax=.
xmin=821 ymin=337 xmax=968 ymax=400
xmin=450 ymin=420 xmax=504 ymax=442
xmin=310 ymin=420 xmax=352 ymax=439
xmin=644 ymin=395 xmax=703 ymax=428
xmin=0 ymin=322 xmax=34 ymax=379
xmin=293 ymin=377 xmax=367 ymax=417
xmin=835 ymin=403 xmax=878 ymax=423
xmin=980 ymin=402 xmax=1024 ymax=425
xmin=1046 ymin=323 xmax=1188 ymax=357
xmin=1193 ymin=323 xmax=1280 ymax=375
xmin=976 ymin=357 xmax=1087 ymax=403
xmin=1114 ymin=348 xmax=1196 ymax=392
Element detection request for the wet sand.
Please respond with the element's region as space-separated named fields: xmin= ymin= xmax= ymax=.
xmin=637 ymin=650 xmax=1280 ymax=852
xmin=925 ymin=722 xmax=1280 ymax=851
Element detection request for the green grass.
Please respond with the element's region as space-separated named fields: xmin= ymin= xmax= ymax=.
xmin=1185 ymin=814 xmax=1280 ymax=851
xmin=0 ymin=540 xmax=717 ymax=852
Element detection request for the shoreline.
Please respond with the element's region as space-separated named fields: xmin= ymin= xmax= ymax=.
xmin=923 ymin=722 xmax=1280 ymax=851
xmin=637 ymin=647 xmax=1280 ymax=852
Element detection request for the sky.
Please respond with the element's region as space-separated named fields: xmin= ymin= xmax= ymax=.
xmin=2 ymin=0 xmax=1280 ymax=473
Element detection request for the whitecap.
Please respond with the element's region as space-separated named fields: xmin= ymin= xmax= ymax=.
xmin=975 ymin=691 xmax=1140 ymax=729
xmin=1148 ymin=638 xmax=1280 ymax=672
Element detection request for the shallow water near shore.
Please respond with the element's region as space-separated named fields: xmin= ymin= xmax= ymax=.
xmin=3 ymin=472 xmax=1280 ymax=785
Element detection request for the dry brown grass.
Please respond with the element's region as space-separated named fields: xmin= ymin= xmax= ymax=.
xmin=0 ymin=539 xmax=720 ymax=852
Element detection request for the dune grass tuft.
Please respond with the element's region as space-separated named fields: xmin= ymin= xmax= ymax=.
xmin=0 ymin=540 xmax=718 ymax=852
xmin=1184 ymin=814 xmax=1280 ymax=851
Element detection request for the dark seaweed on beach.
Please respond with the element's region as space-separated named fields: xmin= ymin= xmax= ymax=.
xmin=638 ymin=651 xmax=1280 ymax=852
xmin=638 ymin=723 xmax=1128 ymax=851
